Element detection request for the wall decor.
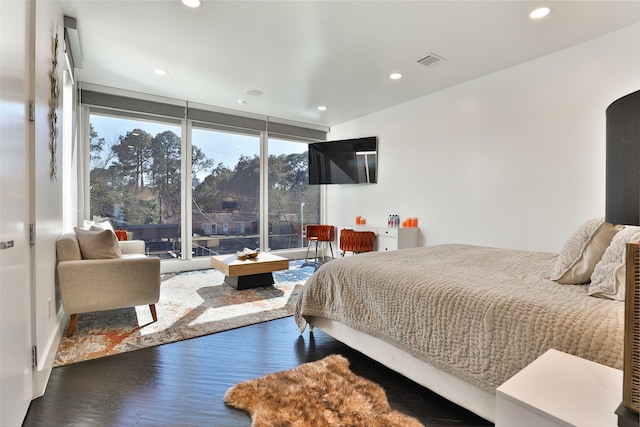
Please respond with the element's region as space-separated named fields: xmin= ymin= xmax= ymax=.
xmin=48 ymin=29 xmax=60 ymax=181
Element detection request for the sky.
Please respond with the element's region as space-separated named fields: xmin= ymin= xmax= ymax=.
xmin=90 ymin=114 xmax=307 ymax=180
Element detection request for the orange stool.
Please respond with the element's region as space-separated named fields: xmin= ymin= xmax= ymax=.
xmin=339 ymin=229 xmax=376 ymax=256
xmin=305 ymin=225 xmax=335 ymax=261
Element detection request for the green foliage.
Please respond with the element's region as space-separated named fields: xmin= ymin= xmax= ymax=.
xmin=192 ymin=163 xmax=234 ymax=212
xmin=268 ymin=152 xmax=319 ymax=228
xmin=91 ymin=128 xmax=188 ymax=225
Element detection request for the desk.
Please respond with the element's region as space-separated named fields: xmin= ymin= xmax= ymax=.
xmin=210 ymin=253 xmax=289 ymax=290
xmin=338 ymin=225 xmax=419 ymax=251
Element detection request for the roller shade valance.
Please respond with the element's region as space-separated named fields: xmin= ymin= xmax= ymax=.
xmin=187 ymin=108 xmax=266 ymax=132
xmin=81 ymin=90 xmax=185 ymax=119
xmin=267 ymin=121 xmax=326 ymax=142
xmin=81 ymin=88 xmax=328 ymax=140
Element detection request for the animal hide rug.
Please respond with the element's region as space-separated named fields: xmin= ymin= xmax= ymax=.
xmin=224 ymin=354 xmax=423 ymax=427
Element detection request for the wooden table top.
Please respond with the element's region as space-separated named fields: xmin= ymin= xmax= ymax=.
xmin=210 ymin=252 xmax=289 ymax=277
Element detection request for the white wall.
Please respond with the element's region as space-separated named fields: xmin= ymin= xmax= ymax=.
xmin=33 ymin=0 xmax=65 ymax=395
xmin=327 ymin=23 xmax=640 ymax=253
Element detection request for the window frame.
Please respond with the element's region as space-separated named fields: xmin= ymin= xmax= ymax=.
xmin=78 ymin=86 xmax=328 ymax=271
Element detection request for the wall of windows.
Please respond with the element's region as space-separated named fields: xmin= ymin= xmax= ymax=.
xmin=81 ymin=86 xmax=326 ymax=268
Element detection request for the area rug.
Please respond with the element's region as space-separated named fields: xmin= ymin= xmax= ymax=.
xmin=224 ymin=354 xmax=424 ymax=427
xmin=53 ymin=261 xmax=315 ymax=366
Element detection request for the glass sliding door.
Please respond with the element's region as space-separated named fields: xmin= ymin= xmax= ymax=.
xmin=267 ymin=137 xmax=320 ymax=251
xmin=89 ymin=113 xmax=182 ymax=258
xmin=191 ymin=127 xmax=260 ymax=256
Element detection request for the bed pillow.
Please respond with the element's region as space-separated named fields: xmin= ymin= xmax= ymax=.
xmin=588 ymin=226 xmax=640 ymax=301
xmin=551 ymin=218 xmax=623 ymax=284
xmin=74 ymin=227 xmax=122 ymax=259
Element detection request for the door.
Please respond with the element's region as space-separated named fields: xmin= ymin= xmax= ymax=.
xmin=1 ymin=0 xmax=35 ymax=424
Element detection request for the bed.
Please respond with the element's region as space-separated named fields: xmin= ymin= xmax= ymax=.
xmin=294 ymin=239 xmax=627 ymax=422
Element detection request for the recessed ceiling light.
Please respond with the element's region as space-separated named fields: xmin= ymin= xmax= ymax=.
xmin=390 ymin=73 xmax=402 ymax=80
xmin=181 ymin=0 xmax=201 ymax=8
xmin=529 ymin=7 xmax=550 ymax=20
xmin=154 ymin=68 xmax=168 ymax=76
xmin=246 ymin=89 xmax=263 ymax=96
xmin=317 ymin=106 xmax=327 ymax=111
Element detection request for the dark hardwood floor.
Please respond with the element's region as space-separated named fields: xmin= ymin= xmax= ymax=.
xmin=23 ymin=317 xmax=493 ymax=427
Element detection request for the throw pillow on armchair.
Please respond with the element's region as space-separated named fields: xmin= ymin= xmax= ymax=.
xmin=73 ymin=227 xmax=122 ymax=259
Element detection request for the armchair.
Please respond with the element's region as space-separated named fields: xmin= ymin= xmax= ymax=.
xmin=56 ymin=233 xmax=161 ymax=337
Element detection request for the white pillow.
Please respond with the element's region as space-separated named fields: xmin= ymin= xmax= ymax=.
xmin=83 ymin=217 xmax=114 ymax=232
xmin=588 ymin=227 xmax=640 ymax=301
xmin=74 ymin=227 xmax=122 ymax=259
xmin=551 ymin=218 xmax=623 ymax=284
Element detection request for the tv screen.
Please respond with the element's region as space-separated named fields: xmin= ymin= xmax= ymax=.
xmin=308 ymin=136 xmax=378 ymax=185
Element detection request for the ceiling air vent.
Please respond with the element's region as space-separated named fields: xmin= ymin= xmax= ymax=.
xmin=417 ymin=53 xmax=446 ymax=67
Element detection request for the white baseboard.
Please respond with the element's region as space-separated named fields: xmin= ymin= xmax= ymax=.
xmin=33 ymin=309 xmax=66 ymax=398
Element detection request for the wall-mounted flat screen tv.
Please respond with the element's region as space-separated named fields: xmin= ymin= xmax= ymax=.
xmin=308 ymin=136 xmax=378 ymax=185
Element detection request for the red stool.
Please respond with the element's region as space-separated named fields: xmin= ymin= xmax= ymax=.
xmin=339 ymin=229 xmax=376 ymax=256
xmin=305 ymin=225 xmax=335 ymax=261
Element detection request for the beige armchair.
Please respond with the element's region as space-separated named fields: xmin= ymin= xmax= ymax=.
xmin=56 ymin=233 xmax=161 ymax=337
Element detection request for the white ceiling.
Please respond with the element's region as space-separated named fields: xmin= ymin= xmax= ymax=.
xmin=60 ymin=1 xmax=640 ymax=128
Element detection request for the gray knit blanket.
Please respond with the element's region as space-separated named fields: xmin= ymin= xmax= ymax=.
xmin=294 ymin=244 xmax=624 ymax=392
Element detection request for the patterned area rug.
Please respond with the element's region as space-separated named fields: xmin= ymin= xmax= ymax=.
xmin=53 ymin=260 xmax=316 ymax=366
xmin=224 ymin=354 xmax=424 ymax=426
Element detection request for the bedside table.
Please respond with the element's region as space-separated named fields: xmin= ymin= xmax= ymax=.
xmin=495 ymin=349 xmax=622 ymax=427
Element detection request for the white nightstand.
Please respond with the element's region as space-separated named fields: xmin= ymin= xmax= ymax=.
xmin=495 ymin=349 xmax=622 ymax=427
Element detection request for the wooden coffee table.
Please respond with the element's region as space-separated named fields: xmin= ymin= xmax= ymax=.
xmin=210 ymin=252 xmax=289 ymax=290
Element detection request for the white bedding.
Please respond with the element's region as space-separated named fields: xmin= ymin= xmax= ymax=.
xmin=294 ymin=244 xmax=624 ymax=393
